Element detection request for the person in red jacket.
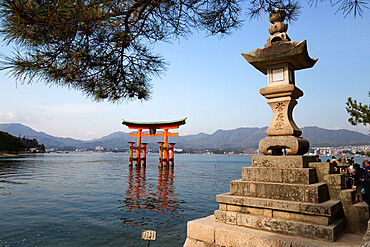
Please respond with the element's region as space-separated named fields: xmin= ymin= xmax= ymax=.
xmin=363 ymin=158 xmax=368 ymax=169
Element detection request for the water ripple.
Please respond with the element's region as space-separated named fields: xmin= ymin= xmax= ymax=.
xmin=0 ymin=152 xmax=262 ymax=246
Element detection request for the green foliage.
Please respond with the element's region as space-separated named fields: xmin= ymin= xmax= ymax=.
xmin=0 ymin=131 xmax=25 ymax=153
xmin=346 ymin=92 xmax=370 ymax=128
xmin=20 ymin=136 xmax=45 ymax=151
xmin=0 ymin=132 xmax=46 ymax=153
xmin=0 ymin=0 xmax=368 ymax=102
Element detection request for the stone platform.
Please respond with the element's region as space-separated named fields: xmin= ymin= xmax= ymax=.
xmin=212 ymin=156 xmax=346 ymax=241
xmin=184 ymin=215 xmax=363 ymax=247
xmin=183 ymin=155 xmax=370 ymax=246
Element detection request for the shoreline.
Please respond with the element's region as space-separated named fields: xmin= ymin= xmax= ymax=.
xmin=0 ymin=154 xmax=22 ymax=158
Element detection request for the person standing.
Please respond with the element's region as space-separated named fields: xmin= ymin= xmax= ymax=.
xmin=363 ymin=158 xmax=368 ymax=169
xmin=331 ymin=156 xmax=337 ymax=164
xmin=362 ymin=179 xmax=370 ymax=205
xmin=331 ymin=156 xmax=339 ymax=174
xmin=353 ymin=163 xmax=365 ymax=201
xmin=349 ymin=157 xmax=355 ymax=166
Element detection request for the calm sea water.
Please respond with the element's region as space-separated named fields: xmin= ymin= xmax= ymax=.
xmin=0 ymin=153 xmax=252 ymax=247
xmin=0 ymin=153 xmax=366 ymax=246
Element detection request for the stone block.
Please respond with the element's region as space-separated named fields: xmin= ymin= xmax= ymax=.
xmin=242 ymin=167 xmax=317 ymax=184
xmin=284 ymin=218 xmax=345 ymax=242
xmin=309 ymin=162 xmax=334 ymax=181
xmin=219 ymin=203 xmax=226 ymax=211
xmin=252 ymin=155 xmax=315 ymax=168
xmin=263 ymin=208 xmax=273 ymax=218
xmin=339 ymin=189 xmax=356 ymax=207
xmin=247 ymin=234 xmax=292 ymax=247
xmin=327 ymin=187 xmax=342 ymax=200
xmin=183 ymin=238 xmax=215 ymax=247
xmin=361 ymin=219 xmax=370 ymax=246
xmin=217 ymin=193 xmax=300 ymax=213
xmin=214 ymin=210 xmax=226 ymax=223
xmin=217 ymin=193 xmax=343 ymax=217
xmin=324 ymin=174 xmax=346 ymax=188
xmin=214 ymin=226 xmax=250 ymax=247
xmin=241 ymin=207 xmax=272 ymax=218
xmin=184 ymin=215 xmax=361 ymax=247
xmin=237 ymin=213 xmax=285 ymax=233
xmin=323 ymin=174 xmax=346 ymax=200
xmin=272 ymin=210 xmax=330 ymax=225
xmin=187 ymin=218 xmax=215 ymax=243
xmin=346 ymin=202 xmax=369 ymax=234
xmin=299 ymin=200 xmax=343 ymax=217
xmin=304 ymin=183 xmax=329 ymax=203
xmin=236 ymin=213 xmax=345 ymax=241
xmin=224 ymin=205 xmax=273 ymax=217
xmin=282 ymin=168 xmax=317 ymax=184
xmin=242 ymin=167 xmax=283 ymax=183
xmin=230 ymin=179 xmax=304 ymax=201
xmin=230 ymin=180 xmax=329 ymax=203
xmin=226 ymin=204 xmax=243 ymax=213
xmin=226 ymin=211 xmax=237 ymax=225
xmin=220 ymin=204 xmax=336 ymax=225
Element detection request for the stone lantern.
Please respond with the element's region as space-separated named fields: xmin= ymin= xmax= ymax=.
xmin=242 ymin=8 xmax=317 ymax=156
xmin=182 ymin=9 xmax=368 ymax=246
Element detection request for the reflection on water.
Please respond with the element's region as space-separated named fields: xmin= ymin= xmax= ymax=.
xmin=120 ymin=165 xmax=181 ymax=227
xmin=2 ymin=153 xmax=323 ymax=246
xmin=157 ymin=166 xmax=177 ymax=213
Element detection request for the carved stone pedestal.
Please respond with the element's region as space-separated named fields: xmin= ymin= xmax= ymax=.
xmin=260 ymin=84 xmax=303 ymax=137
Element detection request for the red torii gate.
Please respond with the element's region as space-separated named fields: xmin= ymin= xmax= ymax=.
xmin=122 ymin=118 xmax=186 ymax=166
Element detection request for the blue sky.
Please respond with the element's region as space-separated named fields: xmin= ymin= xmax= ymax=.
xmin=0 ymin=4 xmax=369 ymax=140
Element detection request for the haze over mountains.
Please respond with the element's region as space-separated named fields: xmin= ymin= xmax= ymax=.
xmin=0 ymin=123 xmax=368 ymax=150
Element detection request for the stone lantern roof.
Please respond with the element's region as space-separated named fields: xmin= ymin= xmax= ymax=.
xmin=242 ymin=8 xmax=318 ymax=75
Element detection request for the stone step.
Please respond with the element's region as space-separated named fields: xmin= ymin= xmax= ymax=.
xmin=185 ymin=215 xmax=362 ymax=247
xmin=242 ymin=167 xmax=318 ymax=184
xmin=214 ymin=210 xmax=345 ymax=242
xmin=309 ymin=162 xmax=335 ymax=180
xmin=345 ymin=202 xmax=369 ymax=234
xmin=230 ymin=179 xmax=329 ymax=203
xmin=340 ymin=189 xmax=356 ymax=206
xmin=216 ymin=204 xmax=337 ymax=226
xmin=216 ymin=193 xmax=343 ymax=217
xmin=252 ymin=155 xmax=316 ymax=168
xmin=324 ymin=174 xmax=347 ymax=200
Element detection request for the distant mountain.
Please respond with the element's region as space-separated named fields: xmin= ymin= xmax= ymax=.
xmin=301 ymin=126 xmax=369 ymax=146
xmin=79 ymin=132 xmax=130 ymax=149
xmin=0 ymin=124 xmax=132 ymax=150
xmin=176 ymin=126 xmax=369 ymax=149
xmin=0 ymin=123 xmax=368 ymax=150
xmin=0 ymin=123 xmax=83 ymax=148
xmin=175 ymin=127 xmax=268 ymax=149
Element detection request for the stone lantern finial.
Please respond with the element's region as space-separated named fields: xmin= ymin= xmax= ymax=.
xmin=266 ymin=8 xmax=291 ymax=46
